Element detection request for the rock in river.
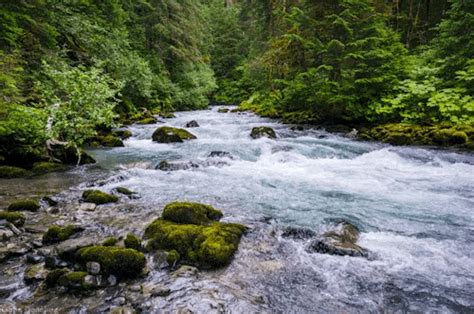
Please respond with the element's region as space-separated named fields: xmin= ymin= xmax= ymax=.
xmin=152 ymin=126 xmax=196 ymax=143
xmin=250 ymin=127 xmax=277 ymax=139
xmin=185 ymin=120 xmax=200 ymax=128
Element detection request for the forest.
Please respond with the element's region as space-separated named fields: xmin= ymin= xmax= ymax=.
xmin=0 ymin=0 xmax=473 ymax=172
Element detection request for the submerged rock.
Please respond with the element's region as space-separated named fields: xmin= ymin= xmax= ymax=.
xmin=78 ymin=202 xmax=97 ymax=211
xmin=144 ymin=202 xmax=246 ymax=269
xmin=281 ymin=227 xmax=317 ymax=240
xmin=250 ymin=127 xmax=277 ymax=139
xmin=307 ymin=222 xmax=368 ymax=257
xmin=113 ymin=130 xmax=133 ymax=140
xmin=208 ymin=151 xmax=233 ymax=159
xmin=157 ymin=160 xmax=199 ymax=171
xmin=82 ymin=190 xmax=119 ymax=205
xmin=32 ymin=162 xmax=67 ymax=174
xmin=0 ymin=165 xmax=29 ymax=178
xmin=185 ymin=120 xmax=199 ymax=128
xmin=7 ymin=200 xmax=40 ymax=212
xmin=217 ymin=108 xmax=229 ymax=113
xmin=152 ymin=126 xmax=196 ymax=143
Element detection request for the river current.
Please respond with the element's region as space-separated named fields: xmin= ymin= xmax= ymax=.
xmin=1 ymin=107 xmax=473 ymax=313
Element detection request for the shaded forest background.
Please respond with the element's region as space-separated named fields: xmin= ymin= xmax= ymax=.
xmin=0 ymin=0 xmax=473 ymax=165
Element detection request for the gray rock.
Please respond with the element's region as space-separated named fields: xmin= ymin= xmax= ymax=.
xmin=151 ymin=251 xmax=169 ymax=269
xmin=54 ymin=236 xmax=99 ymax=258
xmin=86 ymin=261 xmax=101 ymax=275
xmin=112 ymin=297 xmax=126 ymax=306
xmin=208 ymin=151 xmax=233 ymax=159
xmin=79 ymin=202 xmax=97 ymax=212
xmin=281 ymin=227 xmax=317 ymax=240
xmin=172 ymin=265 xmax=198 ymax=278
xmin=107 ymin=274 xmax=117 ymax=286
xmin=185 ymin=120 xmax=199 ymax=128
xmin=156 ymin=160 xmax=199 ymax=171
xmin=0 ymin=227 xmax=14 ymax=240
xmin=26 ymin=254 xmax=44 ymax=264
xmin=128 ymin=284 xmax=141 ymax=292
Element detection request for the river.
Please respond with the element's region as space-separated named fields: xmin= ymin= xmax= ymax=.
xmin=1 ymin=107 xmax=473 ymax=313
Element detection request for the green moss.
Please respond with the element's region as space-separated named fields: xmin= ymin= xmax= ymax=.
xmin=102 ymin=237 xmax=119 ymax=246
xmin=43 ymin=225 xmax=82 ymax=244
xmin=136 ymin=117 xmax=157 ymax=125
xmin=45 ymin=269 xmax=68 ymax=287
xmin=250 ymin=127 xmax=277 ymax=139
xmin=432 ymin=129 xmax=468 ymax=145
xmin=160 ymin=112 xmax=176 ymax=119
xmin=0 ymin=166 xmax=29 ymax=178
xmin=77 ymin=246 xmax=146 ymax=278
xmin=112 ymin=130 xmax=132 ymax=140
xmin=152 ymin=126 xmax=197 ymax=143
xmin=281 ymin=111 xmax=321 ymax=125
xmin=7 ymin=200 xmax=40 ymax=212
xmin=58 ymin=271 xmax=92 ymax=290
xmin=116 ymin=187 xmax=134 ymax=196
xmin=166 ymin=249 xmax=180 ymax=266
xmin=0 ymin=211 xmax=26 ymax=227
xmin=82 ymin=190 xmax=119 ymax=205
xmin=144 ymin=219 xmax=246 ymax=269
xmin=101 ymin=135 xmax=124 ymax=147
xmin=124 ymin=233 xmax=142 ymax=251
xmin=162 ymin=202 xmax=223 ymax=225
xmin=32 ymin=162 xmax=67 ymax=174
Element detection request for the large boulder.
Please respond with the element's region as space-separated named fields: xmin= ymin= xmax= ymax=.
xmin=144 ymin=202 xmax=245 ymax=269
xmin=307 ymin=222 xmax=368 ymax=257
xmin=250 ymin=127 xmax=277 ymax=139
xmin=152 ymin=127 xmax=196 ymax=143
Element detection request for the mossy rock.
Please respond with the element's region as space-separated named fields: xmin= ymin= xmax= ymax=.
xmin=0 ymin=211 xmax=26 ymax=227
xmin=431 ymin=129 xmax=468 ymax=146
xmin=32 ymin=162 xmax=67 ymax=174
xmin=112 ymin=130 xmax=132 ymax=140
xmin=58 ymin=271 xmax=92 ymax=290
xmin=49 ymin=144 xmax=95 ymax=165
xmin=152 ymin=127 xmax=197 ymax=143
xmin=115 ymin=187 xmax=134 ymax=196
xmin=281 ymin=111 xmax=321 ymax=125
xmin=250 ymin=127 xmax=277 ymax=139
xmin=77 ymin=246 xmax=146 ymax=278
xmin=162 ymin=202 xmax=223 ymax=225
xmin=159 ymin=112 xmax=176 ymax=119
xmin=136 ymin=117 xmax=157 ymax=125
xmin=45 ymin=268 xmax=68 ymax=287
xmin=43 ymin=225 xmax=83 ymax=244
xmin=144 ymin=219 xmax=246 ymax=269
xmin=218 ymin=108 xmax=229 ymax=113
xmin=101 ymin=135 xmax=125 ymax=147
xmin=166 ymin=249 xmax=180 ymax=267
xmin=0 ymin=166 xmax=29 ymax=178
xmin=124 ymin=233 xmax=142 ymax=251
xmin=8 ymin=200 xmax=40 ymax=212
xmin=82 ymin=190 xmax=118 ymax=205
xmin=102 ymin=237 xmax=119 ymax=246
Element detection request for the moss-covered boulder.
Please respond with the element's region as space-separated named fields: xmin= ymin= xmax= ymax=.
xmin=0 ymin=166 xmax=29 ymax=178
xmin=152 ymin=127 xmax=197 ymax=143
xmin=145 ymin=202 xmax=245 ymax=269
xmin=49 ymin=144 xmax=95 ymax=165
xmin=112 ymin=130 xmax=132 ymax=140
xmin=217 ymin=108 xmax=229 ymax=113
xmin=32 ymin=162 xmax=67 ymax=174
xmin=124 ymin=233 xmax=142 ymax=251
xmin=137 ymin=117 xmax=157 ymax=125
xmin=115 ymin=187 xmax=135 ymax=196
xmin=145 ymin=219 xmax=245 ymax=269
xmin=159 ymin=112 xmax=176 ymax=119
xmin=250 ymin=127 xmax=277 ymax=139
xmin=8 ymin=200 xmax=40 ymax=212
xmin=101 ymin=135 xmax=125 ymax=147
xmin=102 ymin=237 xmax=119 ymax=247
xmin=77 ymin=246 xmax=146 ymax=278
xmin=0 ymin=211 xmax=26 ymax=227
xmin=82 ymin=190 xmax=118 ymax=205
xmin=57 ymin=271 xmax=92 ymax=290
xmin=162 ymin=202 xmax=223 ymax=225
xmin=43 ymin=225 xmax=83 ymax=244
xmin=431 ymin=129 xmax=468 ymax=146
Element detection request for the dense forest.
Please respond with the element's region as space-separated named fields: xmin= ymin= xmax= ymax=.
xmin=0 ymin=0 xmax=473 ymax=173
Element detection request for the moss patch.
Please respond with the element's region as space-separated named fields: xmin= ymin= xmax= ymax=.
xmin=82 ymin=190 xmax=118 ymax=205
xmin=136 ymin=117 xmax=157 ymax=125
xmin=45 ymin=269 xmax=68 ymax=287
xmin=0 ymin=211 xmax=26 ymax=226
xmin=102 ymin=237 xmax=119 ymax=246
xmin=162 ymin=202 xmax=223 ymax=225
xmin=250 ymin=127 xmax=277 ymax=139
xmin=116 ymin=187 xmax=134 ymax=196
xmin=152 ymin=127 xmax=197 ymax=143
xmin=167 ymin=249 xmax=180 ymax=266
xmin=145 ymin=219 xmax=245 ymax=269
xmin=32 ymin=162 xmax=67 ymax=174
xmin=43 ymin=225 xmax=82 ymax=244
xmin=112 ymin=130 xmax=132 ymax=140
xmin=0 ymin=166 xmax=29 ymax=178
xmin=77 ymin=246 xmax=146 ymax=278
xmin=8 ymin=200 xmax=40 ymax=212
xmin=359 ymin=123 xmax=472 ymax=148
xmin=124 ymin=233 xmax=142 ymax=251
xmin=58 ymin=271 xmax=92 ymax=290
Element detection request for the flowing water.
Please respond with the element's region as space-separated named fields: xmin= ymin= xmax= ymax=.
xmin=1 ymin=107 xmax=473 ymax=313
